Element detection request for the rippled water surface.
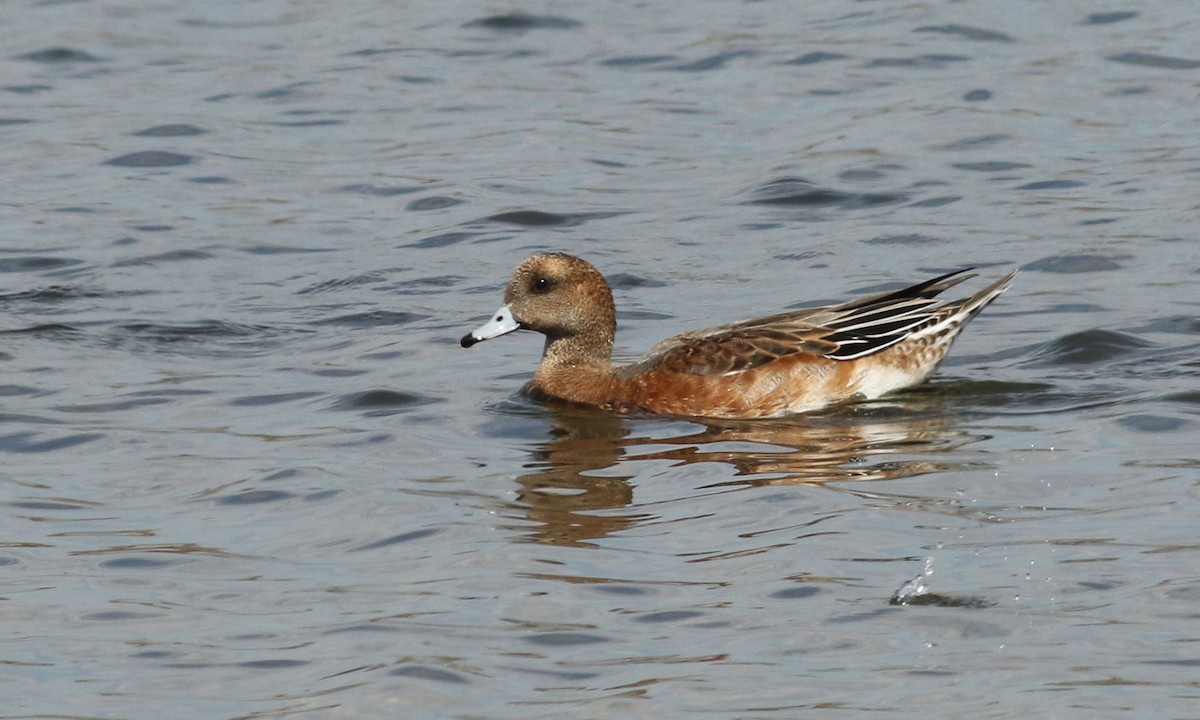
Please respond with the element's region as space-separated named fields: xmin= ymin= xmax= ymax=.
xmin=4 ymin=1 xmax=1200 ymax=717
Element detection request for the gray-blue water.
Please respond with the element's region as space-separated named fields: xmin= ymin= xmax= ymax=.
xmin=4 ymin=2 xmax=1200 ymax=717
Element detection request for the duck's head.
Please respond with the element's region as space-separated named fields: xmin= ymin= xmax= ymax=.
xmin=461 ymin=253 xmax=616 ymax=363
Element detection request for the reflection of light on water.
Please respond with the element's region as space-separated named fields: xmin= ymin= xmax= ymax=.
xmin=892 ymin=556 xmax=935 ymax=604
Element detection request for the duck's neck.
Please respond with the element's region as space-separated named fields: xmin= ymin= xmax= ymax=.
xmin=539 ymin=327 xmax=614 ymax=370
xmin=528 ymin=325 xmax=620 ymax=407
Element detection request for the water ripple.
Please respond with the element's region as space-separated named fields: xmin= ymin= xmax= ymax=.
xmin=330 ymin=389 xmax=440 ymax=414
xmin=1107 ymin=52 xmax=1200 ymax=70
xmin=464 ymin=13 xmax=583 ymax=32
xmin=0 ymin=431 xmax=104 ymax=453
xmin=1030 ymin=329 xmax=1153 ymax=366
xmin=480 ymin=210 xmax=615 ymax=227
xmin=914 ymin=24 xmax=1015 ymax=42
xmin=745 ymin=177 xmax=907 ymax=209
xmin=103 ymin=151 xmax=194 ymax=168
xmin=1023 ymin=254 xmax=1125 ymax=273
xmin=15 ymin=47 xmax=103 ymax=63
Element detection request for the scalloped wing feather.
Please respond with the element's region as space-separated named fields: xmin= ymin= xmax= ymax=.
xmin=633 ymin=324 xmax=839 ymax=376
xmin=627 ymin=268 xmax=1011 ymax=377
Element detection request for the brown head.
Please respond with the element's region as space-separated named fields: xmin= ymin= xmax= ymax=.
xmin=461 ymin=253 xmax=617 ymax=367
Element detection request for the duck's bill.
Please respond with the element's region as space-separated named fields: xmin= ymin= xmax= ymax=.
xmin=461 ymin=304 xmax=520 ymax=348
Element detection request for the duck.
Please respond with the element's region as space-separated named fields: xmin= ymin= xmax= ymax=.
xmin=461 ymin=253 xmax=1015 ymax=419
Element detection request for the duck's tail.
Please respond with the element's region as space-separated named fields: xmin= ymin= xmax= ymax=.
xmin=822 ymin=269 xmax=1016 ymax=361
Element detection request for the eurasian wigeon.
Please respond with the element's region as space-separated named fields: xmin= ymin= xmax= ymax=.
xmin=461 ymin=253 xmax=1015 ymax=419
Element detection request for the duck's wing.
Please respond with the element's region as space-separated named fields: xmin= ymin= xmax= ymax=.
xmin=629 ymin=322 xmax=841 ymax=377
xmin=629 ymin=268 xmax=1002 ymax=377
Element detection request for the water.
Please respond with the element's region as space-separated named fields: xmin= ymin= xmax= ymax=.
xmin=3 ymin=1 xmax=1200 ymax=717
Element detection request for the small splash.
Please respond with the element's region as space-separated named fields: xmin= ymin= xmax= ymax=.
xmin=892 ymin=556 xmax=935 ymax=605
xmin=891 ymin=557 xmax=996 ymax=608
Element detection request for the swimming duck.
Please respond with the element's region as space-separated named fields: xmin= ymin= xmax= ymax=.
xmin=462 ymin=253 xmax=1014 ymax=419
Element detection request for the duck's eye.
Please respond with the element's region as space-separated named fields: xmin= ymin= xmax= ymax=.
xmin=531 ymin=276 xmax=553 ymax=294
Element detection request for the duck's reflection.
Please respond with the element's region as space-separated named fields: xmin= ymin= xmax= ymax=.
xmin=511 ymin=390 xmax=988 ymax=546
xmin=512 ymin=406 xmax=644 ymax=546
